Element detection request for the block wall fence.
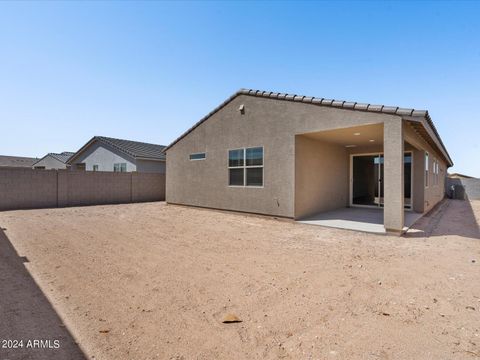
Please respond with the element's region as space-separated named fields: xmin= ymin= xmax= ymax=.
xmin=0 ymin=167 xmax=165 ymax=211
xmin=446 ymin=177 xmax=480 ymax=200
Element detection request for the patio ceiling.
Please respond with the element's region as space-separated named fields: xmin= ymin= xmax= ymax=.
xmin=301 ymin=123 xmax=384 ymax=148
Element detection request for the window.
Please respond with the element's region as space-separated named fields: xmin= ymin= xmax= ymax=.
xmin=114 ymin=163 xmax=127 ymax=172
xmin=228 ymin=147 xmax=263 ymax=187
xmin=246 ymin=147 xmax=263 ymax=186
xmin=76 ymin=163 xmax=86 ymax=171
xmin=425 ymin=152 xmax=429 ymax=187
xmin=93 ymin=165 xmax=99 ymax=172
xmin=433 ymin=159 xmax=439 ymax=185
xmin=189 ymin=152 xmax=206 ymax=160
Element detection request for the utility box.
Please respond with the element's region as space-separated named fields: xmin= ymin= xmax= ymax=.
xmin=450 ymin=184 xmax=466 ymax=200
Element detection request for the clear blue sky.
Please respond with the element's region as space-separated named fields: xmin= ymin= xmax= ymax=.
xmin=0 ymin=1 xmax=479 ymax=176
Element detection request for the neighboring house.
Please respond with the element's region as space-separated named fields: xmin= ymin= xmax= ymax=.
xmin=0 ymin=155 xmax=38 ymax=168
xmin=165 ymin=89 xmax=453 ymax=233
xmin=0 ymin=155 xmax=39 ymax=168
xmin=448 ymin=173 xmax=476 ymax=179
xmin=67 ymin=136 xmax=166 ymax=173
xmin=32 ymin=152 xmax=75 ymax=169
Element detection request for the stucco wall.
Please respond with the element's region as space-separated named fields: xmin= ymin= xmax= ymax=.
xmin=71 ymin=142 xmax=136 ymax=172
xmin=294 ymin=136 xmax=349 ymax=219
xmin=166 ymin=94 xmax=399 ymax=218
xmin=33 ymin=156 xmax=68 ymax=170
xmin=412 ymin=149 xmax=425 ymax=212
xmin=403 ymin=123 xmax=448 ymax=213
xmin=0 ymin=167 xmax=165 ymax=211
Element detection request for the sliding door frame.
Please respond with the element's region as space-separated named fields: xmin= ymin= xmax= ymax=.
xmin=349 ymin=151 xmax=413 ymax=210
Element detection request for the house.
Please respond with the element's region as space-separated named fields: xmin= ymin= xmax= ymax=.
xmin=165 ymin=89 xmax=453 ymax=234
xmin=448 ymin=172 xmax=476 ymax=179
xmin=0 ymin=155 xmax=39 ymax=168
xmin=32 ymin=152 xmax=74 ymax=169
xmin=67 ymin=136 xmax=166 ymax=173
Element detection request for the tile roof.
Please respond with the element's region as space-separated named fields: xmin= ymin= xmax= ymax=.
xmin=165 ymin=88 xmax=452 ymax=165
xmin=69 ymin=136 xmax=166 ymax=163
xmin=48 ymin=152 xmax=75 ymax=164
xmin=448 ymin=173 xmax=476 ymax=179
xmin=96 ymin=136 xmax=166 ymax=160
xmin=0 ymin=155 xmax=39 ymax=168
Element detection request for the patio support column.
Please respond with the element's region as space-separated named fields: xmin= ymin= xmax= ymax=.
xmin=383 ymin=118 xmax=404 ymax=233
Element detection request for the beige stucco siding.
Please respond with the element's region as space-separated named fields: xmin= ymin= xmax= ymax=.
xmin=383 ymin=118 xmax=405 ymax=231
xmin=294 ymin=136 xmax=349 ymax=219
xmin=403 ymin=123 xmax=448 ymax=213
xmin=166 ymin=97 xmax=295 ymax=217
xmin=166 ymin=94 xmax=400 ymax=218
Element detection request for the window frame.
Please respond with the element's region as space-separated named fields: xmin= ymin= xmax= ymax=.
xmin=189 ymin=152 xmax=206 ymax=161
xmin=425 ymin=152 xmax=429 ymax=188
xmin=227 ymin=146 xmax=264 ymax=188
xmin=93 ymin=165 xmax=99 ymax=172
xmin=114 ymin=163 xmax=127 ymax=173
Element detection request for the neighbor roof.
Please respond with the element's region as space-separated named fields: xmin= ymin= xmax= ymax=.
xmin=448 ymin=173 xmax=476 ymax=179
xmin=32 ymin=151 xmax=75 ymax=167
xmin=68 ymin=136 xmax=166 ymax=164
xmin=50 ymin=152 xmax=75 ymax=163
xmin=0 ymin=155 xmax=39 ymax=168
xmin=165 ymin=89 xmax=452 ymax=166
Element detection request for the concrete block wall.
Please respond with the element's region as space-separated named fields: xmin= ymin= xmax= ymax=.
xmin=447 ymin=178 xmax=480 ymax=200
xmin=132 ymin=172 xmax=166 ymax=202
xmin=0 ymin=167 xmax=165 ymax=211
xmin=65 ymin=171 xmax=132 ymax=206
xmin=0 ymin=168 xmax=58 ymax=210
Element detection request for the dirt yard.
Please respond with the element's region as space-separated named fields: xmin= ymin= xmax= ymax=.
xmin=0 ymin=200 xmax=479 ymax=360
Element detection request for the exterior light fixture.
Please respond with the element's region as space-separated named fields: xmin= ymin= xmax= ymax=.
xmin=369 ymin=139 xmax=375 ymax=142
xmin=345 ymin=145 xmax=357 ymax=148
xmin=238 ymin=104 xmax=245 ymax=114
xmin=353 ymin=132 xmax=361 ymax=136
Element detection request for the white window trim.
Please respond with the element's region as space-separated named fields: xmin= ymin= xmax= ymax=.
xmin=227 ymin=146 xmax=264 ymax=188
xmin=189 ymin=152 xmax=206 ymax=161
xmin=425 ymin=152 xmax=429 ymax=188
xmin=114 ymin=163 xmax=127 ymax=173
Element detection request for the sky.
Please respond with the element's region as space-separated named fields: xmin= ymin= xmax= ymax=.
xmin=0 ymin=1 xmax=479 ymax=176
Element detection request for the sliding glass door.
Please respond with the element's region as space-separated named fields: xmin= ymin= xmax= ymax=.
xmin=404 ymin=153 xmax=412 ymax=209
xmin=351 ymin=152 xmax=412 ymax=209
xmin=351 ymin=154 xmax=384 ymax=207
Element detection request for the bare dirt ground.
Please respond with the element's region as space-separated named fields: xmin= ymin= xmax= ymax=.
xmin=0 ymin=199 xmax=479 ymax=360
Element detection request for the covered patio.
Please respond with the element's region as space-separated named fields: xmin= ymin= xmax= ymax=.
xmin=298 ymin=207 xmax=424 ymax=234
xmin=294 ymin=121 xmax=427 ymax=234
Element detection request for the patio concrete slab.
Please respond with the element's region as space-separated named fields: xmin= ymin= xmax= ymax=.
xmin=298 ymin=207 xmax=423 ymax=234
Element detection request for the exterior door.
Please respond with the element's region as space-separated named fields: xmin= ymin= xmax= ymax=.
xmin=351 ymin=152 xmax=412 ymax=209
xmin=351 ymin=154 xmax=383 ymax=207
